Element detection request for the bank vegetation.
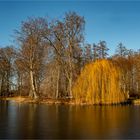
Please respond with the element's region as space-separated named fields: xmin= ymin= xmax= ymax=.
xmin=0 ymin=12 xmax=140 ymax=105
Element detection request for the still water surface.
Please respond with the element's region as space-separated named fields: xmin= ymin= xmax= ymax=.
xmin=0 ymin=100 xmax=140 ymax=139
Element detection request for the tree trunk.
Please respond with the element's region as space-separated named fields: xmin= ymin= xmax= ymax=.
xmin=68 ymin=43 xmax=73 ymax=99
xmin=56 ymin=66 xmax=60 ymax=99
xmin=17 ymin=72 xmax=23 ymax=96
xmin=6 ymin=69 xmax=10 ymax=95
xmin=29 ymin=70 xmax=38 ymax=99
xmin=68 ymin=76 xmax=73 ymax=98
xmin=0 ymin=75 xmax=4 ymax=96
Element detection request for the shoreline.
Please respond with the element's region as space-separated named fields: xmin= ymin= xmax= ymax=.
xmin=0 ymin=96 xmax=140 ymax=105
xmin=0 ymin=96 xmax=75 ymax=105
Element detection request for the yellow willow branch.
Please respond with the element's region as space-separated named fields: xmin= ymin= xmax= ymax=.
xmin=72 ymin=59 xmax=129 ymax=104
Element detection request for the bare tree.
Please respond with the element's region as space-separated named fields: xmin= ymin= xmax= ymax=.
xmin=0 ymin=46 xmax=15 ymax=96
xmin=42 ymin=12 xmax=85 ymax=98
xmin=15 ymin=18 xmax=48 ymax=99
xmin=97 ymin=41 xmax=109 ymax=59
xmin=62 ymin=12 xmax=85 ymax=98
xmin=115 ymin=43 xmax=128 ymax=57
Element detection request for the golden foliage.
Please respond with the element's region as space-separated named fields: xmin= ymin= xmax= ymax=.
xmin=73 ymin=59 xmax=129 ymax=104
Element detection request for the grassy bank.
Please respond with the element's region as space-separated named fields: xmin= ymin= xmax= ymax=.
xmin=132 ymin=99 xmax=140 ymax=105
xmin=0 ymin=96 xmax=140 ymax=105
xmin=0 ymin=96 xmax=75 ymax=105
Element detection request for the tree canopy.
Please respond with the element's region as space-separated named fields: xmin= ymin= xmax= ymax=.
xmin=73 ymin=59 xmax=129 ymax=104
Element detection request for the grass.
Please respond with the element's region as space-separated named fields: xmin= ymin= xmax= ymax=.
xmin=0 ymin=96 xmax=75 ymax=105
xmin=132 ymin=99 xmax=140 ymax=105
xmin=0 ymin=96 xmax=140 ymax=105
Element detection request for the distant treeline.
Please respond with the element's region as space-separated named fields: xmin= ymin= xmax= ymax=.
xmin=0 ymin=12 xmax=140 ymax=103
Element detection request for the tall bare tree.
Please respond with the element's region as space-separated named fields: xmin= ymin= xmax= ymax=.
xmin=15 ymin=18 xmax=48 ymax=99
xmin=42 ymin=12 xmax=85 ymax=98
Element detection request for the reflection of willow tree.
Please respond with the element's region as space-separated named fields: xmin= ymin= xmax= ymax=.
xmin=73 ymin=59 xmax=129 ymax=104
xmin=67 ymin=106 xmax=131 ymax=138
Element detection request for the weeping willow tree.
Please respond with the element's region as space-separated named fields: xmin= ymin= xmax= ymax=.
xmin=73 ymin=59 xmax=129 ymax=104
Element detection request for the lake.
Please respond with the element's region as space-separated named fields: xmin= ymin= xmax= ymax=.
xmin=0 ymin=100 xmax=140 ymax=139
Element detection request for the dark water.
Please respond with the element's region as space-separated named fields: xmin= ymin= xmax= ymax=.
xmin=0 ymin=101 xmax=140 ymax=139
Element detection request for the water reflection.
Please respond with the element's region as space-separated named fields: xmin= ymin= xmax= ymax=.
xmin=66 ymin=106 xmax=133 ymax=139
xmin=0 ymin=101 xmax=140 ymax=139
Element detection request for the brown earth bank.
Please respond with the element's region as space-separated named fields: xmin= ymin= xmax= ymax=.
xmin=0 ymin=96 xmax=140 ymax=105
xmin=0 ymin=96 xmax=75 ymax=105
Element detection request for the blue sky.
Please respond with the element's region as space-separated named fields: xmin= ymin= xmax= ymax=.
xmin=0 ymin=0 xmax=140 ymax=55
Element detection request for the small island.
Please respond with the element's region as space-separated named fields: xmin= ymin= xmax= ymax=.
xmin=0 ymin=12 xmax=140 ymax=105
xmin=1 ymin=1 xmax=140 ymax=139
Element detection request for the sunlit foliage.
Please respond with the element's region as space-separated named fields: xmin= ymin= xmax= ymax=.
xmin=73 ymin=59 xmax=129 ymax=104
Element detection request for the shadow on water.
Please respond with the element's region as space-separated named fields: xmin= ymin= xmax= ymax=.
xmin=0 ymin=100 xmax=140 ymax=139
